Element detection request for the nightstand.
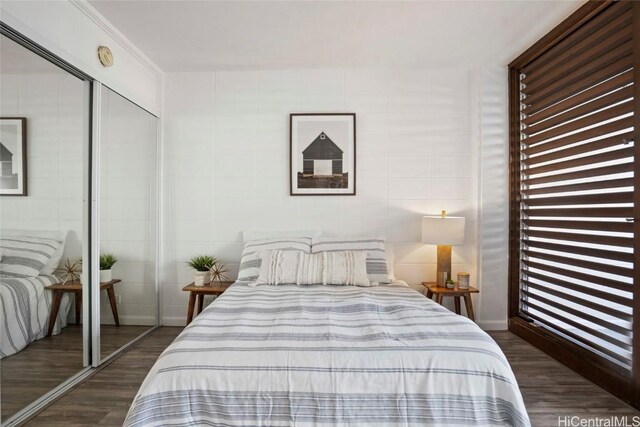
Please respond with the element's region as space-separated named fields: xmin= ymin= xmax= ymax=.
xmin=183 ymin=281 xmax=234 ymax=325
xmin=421 ymin=282 xmax=478 ymax=321
xmin=45 ymin=279 xmax=121 ymax=336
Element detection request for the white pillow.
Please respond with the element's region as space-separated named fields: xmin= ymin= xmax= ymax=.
xmin=243 ymin=230 xmax=321 ymax=241
xmin=0 ymin=236 xmax=62 ymax=277
xmin=311 ymin=237 xmax=391 ymax=284
xmin=237 ymin=237 xmax=313 ymax=284
xmin=0 ymin=229 xmax=67 ymax=275
xmin=257 ymin=250 xmax=370 ymax=287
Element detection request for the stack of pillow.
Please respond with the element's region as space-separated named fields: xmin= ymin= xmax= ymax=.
xmin=237 ymin=231 xmax=392 ymax=287
xmin=0 ymin=231 xmax=65 ymax=278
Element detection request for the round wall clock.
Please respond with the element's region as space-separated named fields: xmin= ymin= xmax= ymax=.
xmin=97 ymin=46 xmax=114 ymax=67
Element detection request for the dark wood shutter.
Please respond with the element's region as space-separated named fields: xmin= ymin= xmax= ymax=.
xmin=509 ymin=0 xmax=640 ymax=407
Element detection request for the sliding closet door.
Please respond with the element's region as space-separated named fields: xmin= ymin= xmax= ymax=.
xmin=95 ymin=85 xmax=158 ymax=363
xmin=508 ymin=0 xmax=639 ymax=407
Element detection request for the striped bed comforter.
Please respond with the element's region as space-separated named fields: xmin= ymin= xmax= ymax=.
xmin=0 ymin=274 xmax=71 ymax=358
xmin=126 ymin=283 xmax=530 ymax=426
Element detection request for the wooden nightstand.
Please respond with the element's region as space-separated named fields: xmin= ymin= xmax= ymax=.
xmin=183 ymin=281 xmax=234 ymax=325
xmin=45 ymin=279 xmax=121 ymax=336
xmin=421 ymin=282 xmax=478 ymax=321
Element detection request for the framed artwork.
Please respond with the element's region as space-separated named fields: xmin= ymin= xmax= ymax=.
xmin=290 ymin=113 xmax=356 ymax=196
xmin=0 ymin=117 xmax=27 ymax=196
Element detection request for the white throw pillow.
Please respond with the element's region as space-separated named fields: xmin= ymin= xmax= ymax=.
xmin=237 ymin=237 xmax=313 ymax=284
xmin=311 ymin=237 xmax=391 ymax=284
xmin=0 ymin=236 xmax=62 ymax=277
xmin=257 ymin=250 xmax=370 ymax=287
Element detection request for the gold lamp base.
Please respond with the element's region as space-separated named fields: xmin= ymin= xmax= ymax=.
xmin=436 ymin=244 xmax=452 ymax=286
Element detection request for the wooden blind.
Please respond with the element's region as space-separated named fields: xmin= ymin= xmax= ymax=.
xmin=515 ymin=0 xmax=635 ymax=370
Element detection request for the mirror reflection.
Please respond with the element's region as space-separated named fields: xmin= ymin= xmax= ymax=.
xmin=0 ymin=34 xmax=89 ymax=422
xmin=98 ymin=87 xmax=157 ymax=361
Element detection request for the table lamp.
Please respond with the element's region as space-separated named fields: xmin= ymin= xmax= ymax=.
xmin=422 ymin=210 xmax=466 ymax=286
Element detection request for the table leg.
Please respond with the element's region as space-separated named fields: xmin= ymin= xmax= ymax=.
xmin=106 ymin=285 xmax=120 ymax=327
xmin=426 ymin=289 xmax=433 ymax=299
xmin=75 ymin=291 xmax=82 ymax=325
xmin=47 ymin=291 xmax=63 ymax=337
xmin=464 ymin=294 xmax=475 ymax=321
xmin=197 ymin=294 xmax=204 ymax=314
xmin=187 ymin=292 xmax=196 ymax=325
xmin=454 ymin=296 xmax=461 ymax=315
xmin=435 ymin=293 xmax=443 ymax=304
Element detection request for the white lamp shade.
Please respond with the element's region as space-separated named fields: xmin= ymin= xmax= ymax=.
xmin=422 ymin=216 xmax=466 ymax=246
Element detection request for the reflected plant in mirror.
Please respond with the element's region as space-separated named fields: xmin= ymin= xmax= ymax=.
xmin=189 ymin=255 xmax=216 ymax=287
xmin=99 ymin=254 xmax=118 ymax=283
xmin=54 ymin=259 xmax=83 ymax=285
xmin=210 ymin=260 xmax=230 ymax=283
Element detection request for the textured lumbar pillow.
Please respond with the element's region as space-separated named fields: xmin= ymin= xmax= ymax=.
xmin=257 ymin=250 xmax=371 ymax=287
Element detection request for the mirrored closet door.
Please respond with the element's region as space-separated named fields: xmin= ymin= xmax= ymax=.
xmin=97 ymin=86 xmax=158 ymax=362
xmin=0 ymin=33 xmax=91 ymax=423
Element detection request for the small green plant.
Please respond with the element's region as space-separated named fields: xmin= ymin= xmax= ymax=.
xmin=188 ymin=255 xmax=216 ymax=272
xmin=100 ymin=254 xmax=118 ymax=270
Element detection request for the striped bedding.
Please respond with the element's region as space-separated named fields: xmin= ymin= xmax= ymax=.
xmin=0 ymin=274 xmax=72 ymax=358
xmin=126 ymin=283 xmax=529 ymax=426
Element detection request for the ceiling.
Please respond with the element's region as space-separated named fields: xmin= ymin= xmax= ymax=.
xmin=89 ymin=0 xmax=583 ymax=72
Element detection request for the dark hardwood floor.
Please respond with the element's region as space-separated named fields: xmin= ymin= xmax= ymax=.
xmin=490 ymin=331 xmax=639 ymax=427
xmin=1 ymin=324 xmax=152 ymax=422
xmin=19 ymin=328 xmax=639 ymax=427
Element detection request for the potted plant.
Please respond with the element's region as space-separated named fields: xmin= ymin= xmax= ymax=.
xmin=100 ymin=254 xmax=118 ymax=283
xmin=188 ymin=255 xmax=216 ymax=286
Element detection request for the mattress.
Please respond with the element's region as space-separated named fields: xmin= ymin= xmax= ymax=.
xmin=0 ymin=274 xmax=72 ymax=358
xmin=126 ymin=282 xmax=530 ymax=426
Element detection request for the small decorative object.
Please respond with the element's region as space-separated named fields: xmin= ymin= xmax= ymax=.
xmin=445 ymin=278 xmax=455 ymax=289
xmin=422 ymin=210 xmax=466 ymax=286
xmin=290 ymin=113 xmax=356 ymax=196
xmin=99 ymin=253 xmax=118 ymax=283
xmin=0 ymin=117 xmax=27 ymax=196
xmin=209 ymin=260 xmax=230 ymax=283
xmin=54 ymin=259 xmax=82 ymax=284
xmin=97 ymin=46 xmax=114 ymax=67
xmin=458 ymin=272 xmax=470 ymax=289
xmin=188 ymin=255 xmax=216 ymax=286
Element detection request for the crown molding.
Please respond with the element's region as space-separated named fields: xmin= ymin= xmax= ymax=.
xmin=69 ymin=0 xmax=163 ymax=77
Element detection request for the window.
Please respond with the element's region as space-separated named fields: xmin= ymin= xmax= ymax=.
xmin=509 ymin=0 xmax=639 ymax=407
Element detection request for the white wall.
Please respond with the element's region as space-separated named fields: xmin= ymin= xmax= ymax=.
xmin=161 ymin=69 xmax=485 ymax=326
xmin=0 ymin=73 xmax=85 ymax=261
xmin=0 ymin=0 xmax=163 ymax=115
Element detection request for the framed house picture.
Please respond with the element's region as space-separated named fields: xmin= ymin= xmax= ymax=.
xmin=0 ymin=117 xmax=27 ymax=196
xmin=290 ymin=113 xmax=356 ymax=196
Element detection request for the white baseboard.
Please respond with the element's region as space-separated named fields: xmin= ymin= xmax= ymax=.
xmin=478 ymin=320 xmax=508 ymax=331
xmin=162 ymin=316 xmax=187 ymax=327
xmin=100 ymin=315 xmax=156 ymax=326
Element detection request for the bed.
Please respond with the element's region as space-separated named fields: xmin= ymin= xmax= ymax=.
xmin=0 ymin=232 xmax=72 ymax=359
xmin=0 ymin=274 xmax=72 ymax=358
xmin=125 ymin=282 xmax=530 ymax=426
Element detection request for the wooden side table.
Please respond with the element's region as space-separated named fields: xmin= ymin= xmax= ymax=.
xmin=183 ymin=281 xmax=234 ymax=325
xmin=45 ymin=279 xmax=122 ymax=336
xmin=421 ymin=282 xmax=479 ymax=321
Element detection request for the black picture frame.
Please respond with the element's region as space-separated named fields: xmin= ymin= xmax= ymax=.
xmin=289 ymin=113 xmax=356 ymax=196
xmin=0 ymin=117 xmax=27 ymax=196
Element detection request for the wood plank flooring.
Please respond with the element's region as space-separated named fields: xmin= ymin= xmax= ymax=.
xmin=20 ymin=328 xmax=640 ymax=427
xmin=1 ymin=324 xmax=152 ymax=422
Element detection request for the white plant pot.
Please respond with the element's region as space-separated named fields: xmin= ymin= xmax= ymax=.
xmin=194 ymin=271 xmax=211 ymax=287
xmin=100 ymin=269 xmax=112 ymax=283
